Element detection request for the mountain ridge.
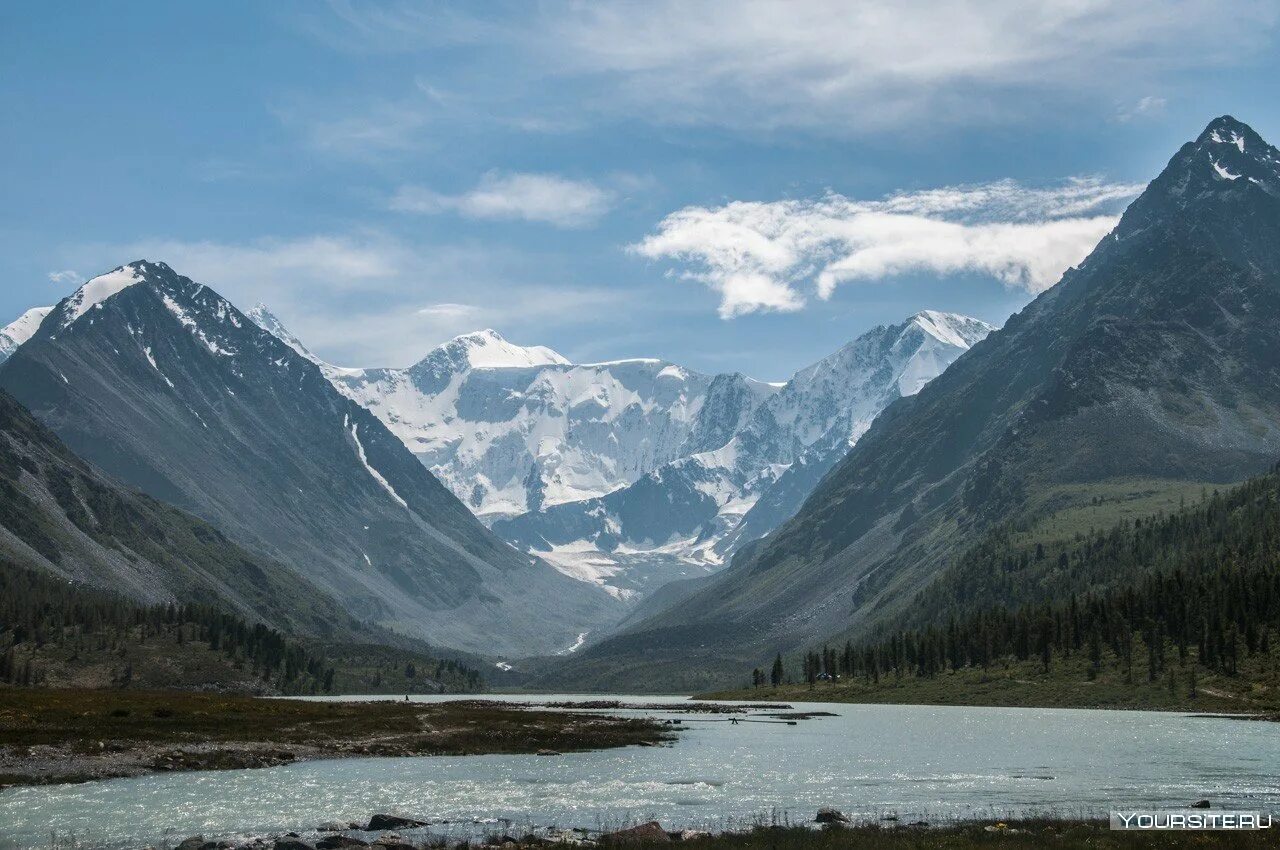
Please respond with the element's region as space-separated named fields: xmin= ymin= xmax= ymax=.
xmin=0 ymin=262 xmax=619 ymax=658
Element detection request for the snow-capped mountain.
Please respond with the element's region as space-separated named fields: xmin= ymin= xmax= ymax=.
xmin=0 ymin=305 xmax=52 ymax=363
xmin=493 ymin=312 xmax=994 ymax=598
xmin=0 ymin=262 xmax=620 ymax=657
xmin=247 ymin=307 xmax=779 ymax=519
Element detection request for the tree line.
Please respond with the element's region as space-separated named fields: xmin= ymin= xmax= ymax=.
xmin=753 ymin=465 xmax=1280 ymax=691
xmin=0 ymin=555 xmax=335 ymax=692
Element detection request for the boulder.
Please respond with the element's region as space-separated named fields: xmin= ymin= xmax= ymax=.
xmin=176 ymin=838 xmax=205 ymax=850
xmin=273 ymin=840 xmax=315 ymax=850
xmin=316 ymin=838 xmax=368 ymax=849
xmin=815 ymin=808 xmax=850 ymax=824
xmin=1190 ymin=800 xmax=1211 ymax=809
xmin=601 ymin=821 xmax=670 ymax=844
xmin=366 ymin=814 xmax=428 ymax=830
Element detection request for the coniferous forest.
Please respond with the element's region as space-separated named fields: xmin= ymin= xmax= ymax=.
xmin=0 ymin=555 xmax=482 ymax=695
xmin=744 ymin=465 xmax=1280 ymax=710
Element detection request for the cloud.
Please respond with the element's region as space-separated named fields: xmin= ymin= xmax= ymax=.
xmin=416 ymin=302 xmax=477 ymax=318
xmin=632 ymin=177 xmax=1142 ymax=318
xmin=308 ymin=0 xmax=1278 ymax=134
xmin=47 ymin=270 xmax=81 ymax=286
xmin=1116 ymin=95 xmax=1168 ymax=123
xmin=391 ymin=171 xmax=614 ymax=227
xmin=55 ymin=232 xmax=633 ymax=367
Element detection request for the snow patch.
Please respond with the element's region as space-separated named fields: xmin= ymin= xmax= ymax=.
xmin=1211 ymin=158 xmax=1241 ymax=181
xmin=143 ymin=346 xmax=175 ymax=388
xmin=346 ymin=414 xmax=409 ymax=510
xmin=60 ymin=265 xmax=144 ymax=327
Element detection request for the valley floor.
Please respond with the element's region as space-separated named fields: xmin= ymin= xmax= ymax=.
xmin=0 ymin=689 xmax=672 ymax=787
xmin=700 ymin=649 xmax=1280 ymax=716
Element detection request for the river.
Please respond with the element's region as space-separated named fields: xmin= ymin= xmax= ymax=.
xmin=1 ymin=694 xmax=1277 ymax=848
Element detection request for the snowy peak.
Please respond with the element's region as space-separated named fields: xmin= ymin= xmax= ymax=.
xmin=1193 ymin=115 xmax=1280 ymax=188
xmin=0 ymin=305 xmax=53 ymax=361
xmin=55 ymin=262 xmax=150 ymax=328
xmin=434 ymin=328 xmax=570 ymax=370
xmin=907 ymin=310 xmax=995 ymax=350
xmin=246 ymin=304 xmax=321 ymax=364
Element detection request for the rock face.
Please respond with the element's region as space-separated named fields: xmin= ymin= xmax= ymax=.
xmin=491 ymin=312 xmax=992 ymax=599
xmin=0 ymin=262 xmax=618 ymax=657
xmin=549 ymin=116 xmax=1280 ymax=688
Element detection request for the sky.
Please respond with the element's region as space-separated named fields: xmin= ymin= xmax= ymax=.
xmin=2 ymin=1 xmax=1279 ymax=382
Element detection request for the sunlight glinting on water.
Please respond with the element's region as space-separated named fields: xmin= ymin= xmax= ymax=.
xmin=2 ymin=696 xmax=1278 ymax=849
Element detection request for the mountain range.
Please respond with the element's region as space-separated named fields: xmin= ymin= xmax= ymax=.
xmin=545 ymin=115 xmax=1280 ymax=690
xmin=245 ymin=307 xmax=990 ymax=603
xmin=0 ymin=262 xmax=617 ymax=659
xmin=491 ymin=312 xmax=992 ymax=599
xmin=4 ymin=114 xmax=1273 ymax=692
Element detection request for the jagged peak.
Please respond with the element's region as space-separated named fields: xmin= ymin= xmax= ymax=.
xmin=1196 ymin=115 xmax=1265 ymax=150
xmin=1100 ymin=115 xmax=1280 ymax=254
xmin=907 ymin=310 xmax=995 ymax=346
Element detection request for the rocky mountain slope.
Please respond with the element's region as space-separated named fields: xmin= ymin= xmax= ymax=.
xmin=0 ymin=263 xmax=618 ymax=658
xmin=547 ymin=115 xmax=1280 ymax=690
xmin=0 ymin=387 xmax=357 ymax=640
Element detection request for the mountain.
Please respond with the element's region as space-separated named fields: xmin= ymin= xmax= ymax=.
xmin=0 ymin=262 xmax=618 ymax=658
xmin=0 ymin=387 xmax=356 ymax=640
xmin=245 ymin=309 xmax=779 ymax=521
xmin=549 ymin=115 xmax=1280 ymax=690
xmin=0 ymin=306 xmax=52 ymax=364
xmin=491 ymin=312 xmax=993 ymax=599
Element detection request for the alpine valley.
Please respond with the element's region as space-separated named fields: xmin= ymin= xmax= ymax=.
xmin=247 ymin=306 xmax=992 ymax=602
xmin=2 ymin=116 xmax=1280 ymax=709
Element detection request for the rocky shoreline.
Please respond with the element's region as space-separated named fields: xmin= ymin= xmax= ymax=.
xmin=148 ymin=808 xmax=1275 ymax=850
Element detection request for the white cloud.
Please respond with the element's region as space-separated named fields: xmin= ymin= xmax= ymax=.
xmin=391 ymin=171 xmax=614 ymax=228
xmin=633 ymin=178 xmax=1142 ymax=318
xmin=310 ymin=0 xmax=1278 ymax=134
xmin=55 ymin=232 xmax=633 ymax=367
xmin=416 ymin=302 xmax=477 ymax=318
xmin=47 ymin=269 xmax=81 ymax=286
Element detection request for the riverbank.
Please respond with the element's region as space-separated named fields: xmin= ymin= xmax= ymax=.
xmin=149 ymin=815 xmax=1278 ymax=849
xmin=0 ymin=689 xmax=674 ymax=787
xmin=699 ymin=656 xmax=1280 ymax=715
xmin=607 ymin=818 xmax=1274 ymax=848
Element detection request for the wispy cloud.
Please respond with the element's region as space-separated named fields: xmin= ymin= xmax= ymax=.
xmin=632 ymin=178 xmax=1143 ymax=318
xmin=53 ymin=232 xmax=634 ymax=367
xmin=391 ymin=171 xmax=615 ymax=227
xmin=305 ymin=0 xmax=1278 ymax=135
xmin=47 ymin=270 xmax=81 ymax=286
xmin=1116 ymin=95 xmax=1169 ymax=123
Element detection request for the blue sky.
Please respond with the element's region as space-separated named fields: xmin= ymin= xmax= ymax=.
xmin=2 ymin=1 xmax=1278 ymax=381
